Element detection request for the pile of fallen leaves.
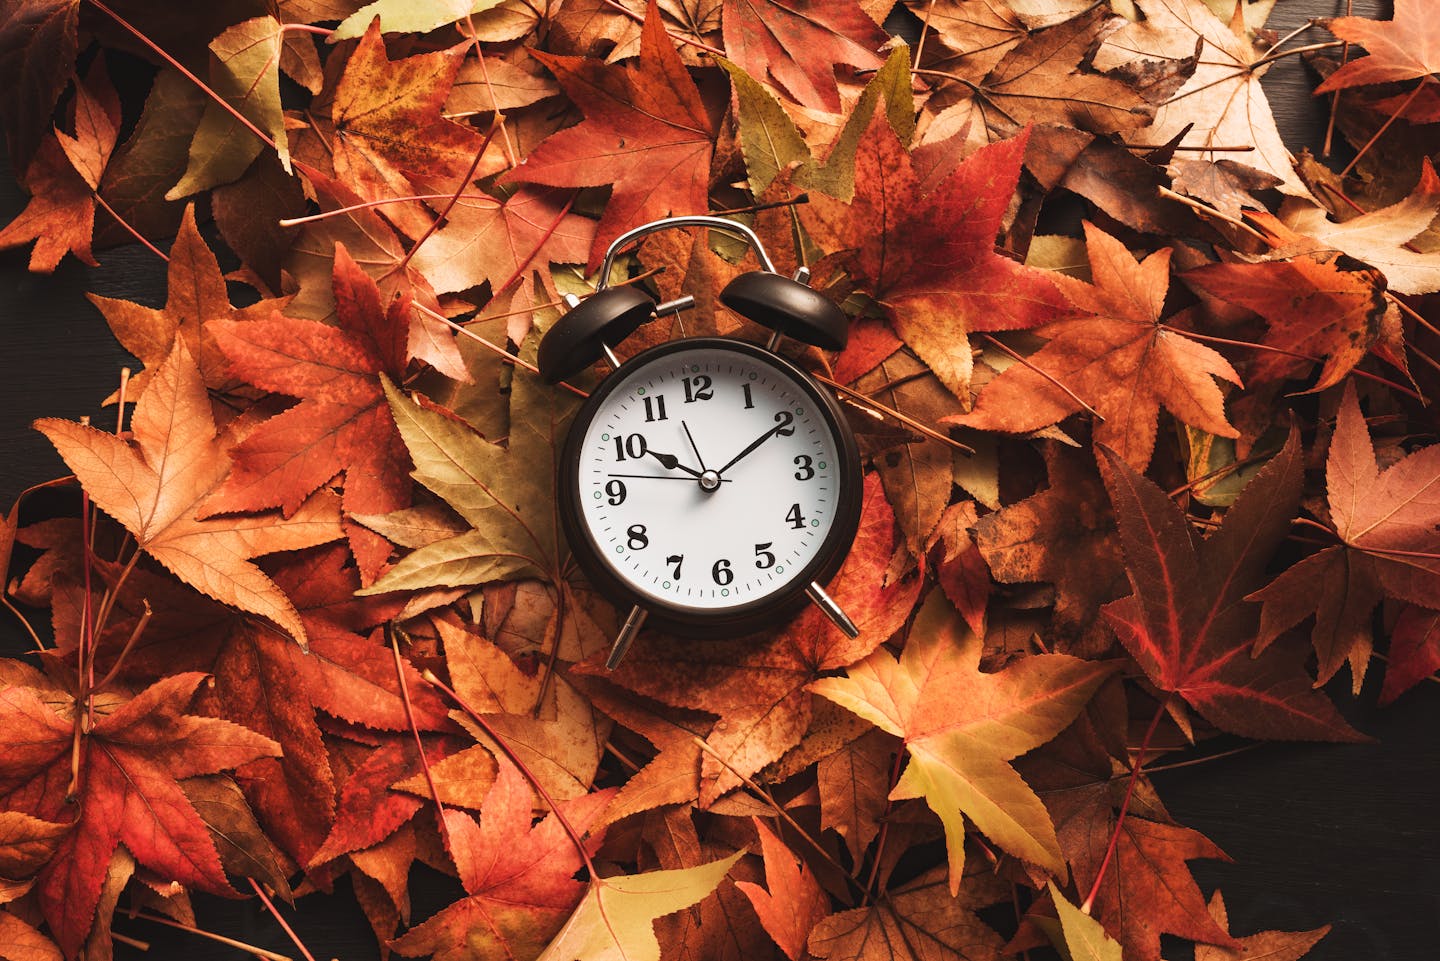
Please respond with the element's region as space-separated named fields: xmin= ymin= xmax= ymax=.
xmin=2 ymin=0 xmax=1438 ymax=959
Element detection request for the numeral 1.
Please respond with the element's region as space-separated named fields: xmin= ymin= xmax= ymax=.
xmin=741 ymin=383 xmax=755 ymax=409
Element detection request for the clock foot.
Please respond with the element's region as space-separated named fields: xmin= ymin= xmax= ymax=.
xmin=605 ymin=605 xmax=649 ymax=670
xmin=807 ymin=582 xmax=859 ymax=638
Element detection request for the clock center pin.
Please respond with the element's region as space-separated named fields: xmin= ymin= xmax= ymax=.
xmin=698 ymin=469 xmax=722 ymax=492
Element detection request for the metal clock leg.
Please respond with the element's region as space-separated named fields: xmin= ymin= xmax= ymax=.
xmin=605 ymin=605 xmax=649 ymax=670
xmin=806 ymin=582 xmax=859 ymax=638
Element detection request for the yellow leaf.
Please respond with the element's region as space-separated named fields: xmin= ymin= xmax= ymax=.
xmin=536 ymin=851 xmax=742 ymax=961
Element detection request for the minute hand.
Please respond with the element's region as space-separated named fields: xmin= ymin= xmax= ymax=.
xmin=715 ymin=413 xmax=792 ymax=476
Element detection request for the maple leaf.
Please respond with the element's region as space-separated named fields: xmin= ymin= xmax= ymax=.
xmin=328 ymin=20 xmax=491 ymax=240
xmin=721 ymin=0 xmax=887 ymax=112
xmin=509 ymin=0 xmax=717 ymax=269
xmin=0 ymin=673 xmax=278 ymax=957
xmin=974 ymin=444 xmax=1129 ymax=653
xmin=360 ymin=334 xmax=581 ymax=595
xmin=804 ymin=115 xmax=1067 ymax=400
xmin=0 ymin=0 xmax=78 ymax=176
xmin=734 ymin=818 xmax=829 ymax=960
xmin=1194 ymin=891 xmax=1329 ymax=961
xmin=1279 ymin=162 xmax=1440 ymax=296
xmin=1249 ymin=381 xmax=1440 ymax=691
xmin=534 ymin=850 xmax=743 ymax=961
xmin=583 ymin=474 xmax=921 ymax=805
xmin=203 ymin=244 xmax=413 ymax=580
xmin=1316 ymin=0 xmax=1440 ymax=92
xmin=86 ymin=205 xmax=292 ymax=400
xmin=1094 ymin=0 xmax=1307 ymax=196
xmin=391 ymin=760 xmax=612 ymax=961
xmin=1380 ymin=605 xmax=1440 ymax=705
xmin=1071 ymin=815 xmax=1235 ymax=961
xmin=1184 ymin=242 xmax=1392 ymax=393
xmin=35 ymin=342 xmax=344 ymax=646
xmin=921 ymin=7 xmax=1196 ymax=152
xmin=812 ymin=590 xmax=1115 ymax=890
xmin=952 ymin=223 xmax=1241 ymax=469
xmin=0 ymin=132 xmax=94 ymax=272
xmin=407 ymin=187 xmax=595 ymax=343
xmin=808 ymin=865 xmax=1007 ymax=961
xmin=168 ymin=15 xmax=290 ymax=199
xmin=1099 ymin=428 xmax=1363 ymax=739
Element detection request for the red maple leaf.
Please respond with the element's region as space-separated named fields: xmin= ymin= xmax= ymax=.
xmin=1099 ymin=429 xmax=1364 ymax=742
xmin=803 ymin=115 xmax=1068 ymax=399
xmin=204 ymin=244 xmax=413 ymax=581
xmin=1316 ymin=1 xmax=1440 ymax=92
xmin=508 ymin=0 xmax=717 ymax=269
xmin=1249 ymin=381 xmax=1440 ymax=691
xmin=391 ymin=760 xmax=612 ymax=961
xmin=722 ymin=0 xmax=888 ymax=112
xmin=0 ymin=672 xmax=277 ymax=957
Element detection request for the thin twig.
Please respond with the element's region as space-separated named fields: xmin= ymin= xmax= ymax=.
xmin=1157 ymin=186 xmax=1270 ymax=242
xmin=129 ymin=911 xmax=293 ymax=961
xmin=979 ymin=333 xmax=1106 ymax=422
xmin=410 ymin=300 xmax=591 ymax=398
xmin=1341 ymin=80 xmax=1426 ymax=179
xmin=278 ymin=193 xmax=500 ymax=228
xmin=392 ymin=126 xmax=499 ymax=277
xmin=598 ymin=0 xmax=724 ymax=55
xmin=248 ymin=880 xmax=317 ymax=961
xmin=95 ymin=193 xmax=169 ymax=262
xmin=815 ymin=373 xmax=973 ymax=453
xmin=1081 ymin=696 xmax=1170 ymax=914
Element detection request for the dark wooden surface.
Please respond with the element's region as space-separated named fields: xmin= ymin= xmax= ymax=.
xmin=4 ymin=2 xmax=1438 ymax=959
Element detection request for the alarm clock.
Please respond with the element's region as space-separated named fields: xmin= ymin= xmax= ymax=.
xmin=538 ymin=216 xmax=863 ymax=668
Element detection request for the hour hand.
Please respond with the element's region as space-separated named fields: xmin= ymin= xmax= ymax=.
xmin=645 ymin=448 xmax=703 ymax=478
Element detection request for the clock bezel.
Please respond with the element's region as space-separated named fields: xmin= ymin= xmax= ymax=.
xmin=557 ymin=337 xmax=863 ymax=638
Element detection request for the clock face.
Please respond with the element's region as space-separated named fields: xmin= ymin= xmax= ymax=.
xmin=564 ymin=341 xmax=855 ymax=620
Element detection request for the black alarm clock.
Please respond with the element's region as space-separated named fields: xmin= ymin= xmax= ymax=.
xmin=538 ymin=216 xmax=863 ymax=668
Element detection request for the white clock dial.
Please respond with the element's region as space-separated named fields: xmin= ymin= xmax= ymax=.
xmin=573 ymin=346 xmax=843 ymax=612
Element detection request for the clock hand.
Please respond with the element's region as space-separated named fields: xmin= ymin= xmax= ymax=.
xmin=644 ymin=448 xmax=704 ymax=479
xmin=606 ymin=472 xmax=730 ymax=482
xmin=715 ymin=412 xmax=792 ymax=476
xmin=682 ymin=421 xmax=707 ymax=472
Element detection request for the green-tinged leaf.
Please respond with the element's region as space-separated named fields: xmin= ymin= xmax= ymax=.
xmin=332 ymin=0 xmax=507 ymax=40
xmin=1049 ymin=881 xmax=1123 ymax=961
xmin=169 ymin=16 xmax=289 ymax=199
xmin=535 ymin=851 xmax=742 ymax=961
xmin=362 ymin=330 xmax=581 ymax=594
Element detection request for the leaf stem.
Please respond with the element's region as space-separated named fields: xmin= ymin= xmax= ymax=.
xmin=1080 ymin=694 xmax=1170 ymax=914
xmin=410 ymin=300 xmax=590 ymax=398
xmin=863 ymin=742 xmax=906 ymax=901
xmin=387 ymin=625 xmax=451 ymax=839
xmin=94 ymin=192 xmax=170 ymax=262
xmin=464 ymin=13 xmax=519 ymax=168
xmin=277 ymin=193 xmax=501 ymax=228
xmin=93 ymin=599 xmax=151 ymax=692
xmin=1156 ymin=186 xmax=1269 ymax=242
xmin=1341 ymin=80 xmax=1427 ymax=179
xmin=247 ymin=879 xmax=317 ymax=961
xmin=1173 ymin=327 xmax=1429 ymax=404
xmin=129 ymin=911 xmax=293 ymax=961
xmin=815 ymin=373 xmax=973 ymax=453
xmin=391 ymin=124 xmax=500 ymax=277
xmin=979 ymin=333 xmax=1106 ymax=422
